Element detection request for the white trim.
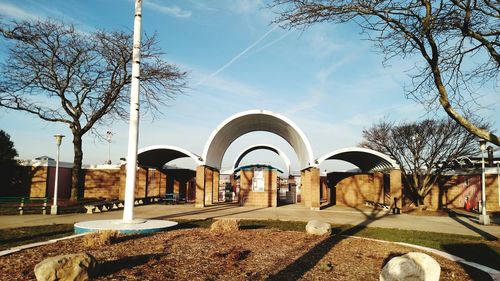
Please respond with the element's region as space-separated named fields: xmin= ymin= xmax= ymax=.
xmin=316 ymin=147 xmax=399 ymax=170
xmin=18 ymin=159 xmax=74 ymax=169
xmin=138 ymin=144 xmax=203 ymax=166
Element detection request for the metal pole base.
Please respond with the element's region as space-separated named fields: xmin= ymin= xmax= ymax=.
xmin=50 ymin=205 xmax=58 ymax=215
xmin=479 ymin=214 xmax=490 ymax=225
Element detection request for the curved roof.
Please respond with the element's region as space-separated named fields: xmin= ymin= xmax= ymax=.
xmin=316 ymin=147 xmax=398 ymax=172
xmin=137 ymin=145 xmax=203 ymax=169
xmin=232 ymin=144 xmax=291 ymax=175
xmin=202 ymin=109 xmax=315 ymax=170
xmin=233 ymin=164 xmax=284 ymax=174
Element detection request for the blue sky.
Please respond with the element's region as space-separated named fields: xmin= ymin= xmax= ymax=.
xmin=0 ymin=0 xmax=498 ymax=173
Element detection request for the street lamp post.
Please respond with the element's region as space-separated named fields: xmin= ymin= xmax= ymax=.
xmin=106 ymin=130 xmax=113 ymax=164
xmin=51 ymin=134 xmax=65 ymax=215
xmin=478 ymin=139 xmax=490 ymax=225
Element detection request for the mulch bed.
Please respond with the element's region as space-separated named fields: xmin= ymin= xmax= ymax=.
xmin=0 ymin=229 xmax=491 ymax=280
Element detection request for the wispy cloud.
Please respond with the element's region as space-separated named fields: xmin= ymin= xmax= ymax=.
xmin=307 ymin=28 xmax=343 ymax=59
xmin=144 ymin=1 xmax=192 ymax=18
xmin=287 ymin=89 xmax=327 ymax=115
xmin=195 ymin=25 xmax=279 ymax=86
xmin=226 ymin=0 xmax=265 ymax=14
xmin=253 ymin=29 xmax=293 ymax=54
xmin=0 ymin=2 xmax=38 ymax=20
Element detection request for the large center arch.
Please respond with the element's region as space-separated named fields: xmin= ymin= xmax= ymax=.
xmin=202 ymin=109 xmax=315 ymax=170
xmin=316 ymin=147 xmax=398 ymax=172
xmin=138 ymin=145 xmax=203 ymax=169
xmin=232 ymin=144 xmax=292 ymax=175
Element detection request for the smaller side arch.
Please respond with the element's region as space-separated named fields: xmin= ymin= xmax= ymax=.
xmin=316 ymin=147 xmax=398 ymax=172
xmin=232 ymin=144 xmax=291 ymax=175
xmin=137 ymin=145 xmax=203 ymax=169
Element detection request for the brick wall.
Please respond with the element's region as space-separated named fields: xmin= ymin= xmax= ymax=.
xmin=239 ymin=168 xmax=277 ymax=207
xmin=424 ymin=174 xmax=499 ymax=211
xmin=29 ymin=166 xmax=49 ymax=197
xmin=82 ymin=168 xmax=122 ymax=199
xmin=329 ymin=172 xmax=384 ymax=207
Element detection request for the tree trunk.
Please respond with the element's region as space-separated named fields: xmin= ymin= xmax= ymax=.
xmin=71 ymin=134 xmax=83 ymax=200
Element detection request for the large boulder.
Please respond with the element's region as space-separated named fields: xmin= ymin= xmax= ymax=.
xmin=380 ymin=252 xmax=440 ymax=281
xmin=34 ymin=252 xmax=97 ymax=281
xmin=305 ymin=220 xmax=331 ymax=235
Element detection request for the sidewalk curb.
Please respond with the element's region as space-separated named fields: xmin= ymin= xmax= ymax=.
xmin=0 ymin=233 xmax=86 ymax=257
xmin=345 ymin=235 xmax=500 ymax=281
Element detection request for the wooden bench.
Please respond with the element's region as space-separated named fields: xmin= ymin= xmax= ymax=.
xmin=0 ymin=197 xmax=49 ymax=215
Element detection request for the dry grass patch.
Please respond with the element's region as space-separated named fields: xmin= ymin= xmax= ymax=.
xmin=82 ymin=230 xmax=118 ymax=248
xmin=210 ymin=218 xmax=240 ymax=233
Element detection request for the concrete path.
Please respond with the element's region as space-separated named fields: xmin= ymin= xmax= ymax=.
xmin=0 ymin=203 xmax=499 ymax=239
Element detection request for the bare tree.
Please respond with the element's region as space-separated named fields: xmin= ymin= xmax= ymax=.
xmin=361 ymin=119 xmax=479 ymax=205
xmin=271 ymin=0 xmax=499 ymax=145
xmin=0 ymin=19 xmax=187 ymax=200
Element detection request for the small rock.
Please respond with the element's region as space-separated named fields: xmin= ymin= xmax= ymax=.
xmin=34 ymin=252 xmax=97 ymax=281
xmin=305 ymin=220 xmax=331 ymax=235
xmin=380 ymin=252 xmax=440 ymax=281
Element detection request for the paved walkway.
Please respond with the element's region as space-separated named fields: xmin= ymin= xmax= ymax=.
xmin=1 ymin=203 xmax=499 ymax=239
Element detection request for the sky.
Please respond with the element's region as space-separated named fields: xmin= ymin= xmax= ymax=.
xmin=0 ymin=0 xmax=498 ymax=174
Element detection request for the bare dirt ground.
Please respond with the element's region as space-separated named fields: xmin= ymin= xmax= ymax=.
xmin=0 ymin=229 xmax=491 ymax=281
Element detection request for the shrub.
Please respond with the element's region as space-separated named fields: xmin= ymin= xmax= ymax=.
xmin=210 ymin=219 xmax=240 ymax=234
xmin=83 ymin=230 xmax=119 ymax=247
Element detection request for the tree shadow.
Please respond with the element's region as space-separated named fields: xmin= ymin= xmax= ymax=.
xmin=447 ymin=211 xmax=498 ymax=241
xmin=267 ymin=178 xmax=389 ymax=281
xmin=95 ymin=253 xmax=166 ymax=277
xmin=441 ymin=243 xmax=500 ymax=271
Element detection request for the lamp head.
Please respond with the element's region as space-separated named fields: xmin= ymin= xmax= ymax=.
xmin=54 ymin=134 xmax=65 ymax=145
xmin=478 ymin=139 xmax=487 ymax=152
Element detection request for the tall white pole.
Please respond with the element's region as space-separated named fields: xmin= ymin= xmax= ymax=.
xmin=481 ymin=148 xmax=486 ymax=216
xmin=479 ymin=140 xmax=490 ymax=225
xmin=51 ymin=134 xmax=64 ymax=215
xmin=123 ymin=0 xmax=142 ymax=222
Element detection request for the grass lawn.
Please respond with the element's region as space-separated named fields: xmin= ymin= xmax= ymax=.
xmin=1 ymin=219 xmax=498 ymax=271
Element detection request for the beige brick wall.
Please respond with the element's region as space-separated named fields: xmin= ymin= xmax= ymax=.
xmin=82 ymin=168 xmax=121 ymax=199
xmin=334 ymin=173 xmax=380 ymax=207
xmin=30 ymin=166 xmax=48 ymax=197
xmin=195 ymin=165 xmax=206 ymax=208
xmin=424 ymin=174 xmax=500 ymax=211
xmin=239 ymin=169 xmax=277 ymax=207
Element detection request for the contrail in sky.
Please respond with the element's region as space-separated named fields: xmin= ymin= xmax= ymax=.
xmin=195 ymin=25 xmax=279 ymax=86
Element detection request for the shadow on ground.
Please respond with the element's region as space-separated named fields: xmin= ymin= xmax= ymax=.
xmin=448 ymin=211 xmax=498 ymax=241
xmin=96 ymin=253 xmax=166 ymax=278
xmin=442 ymin=243 xmax=500 ymax=271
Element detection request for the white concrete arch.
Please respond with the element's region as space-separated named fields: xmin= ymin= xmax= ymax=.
xmin=202 ymin=109 xmax=315 ymax=170
xmin=316 ymin=147 xmax=398 ymax=172
xmin=232 ymin=144 xmax=291 ymax=175
xmin=137 ymin=145 xmax=203 ymax=169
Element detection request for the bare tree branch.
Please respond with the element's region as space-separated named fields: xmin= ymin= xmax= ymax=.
xmin=270 ymin=0 xmax=499 ymax=145
xmin=0 ymin=19 xmax=188 ymax=199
